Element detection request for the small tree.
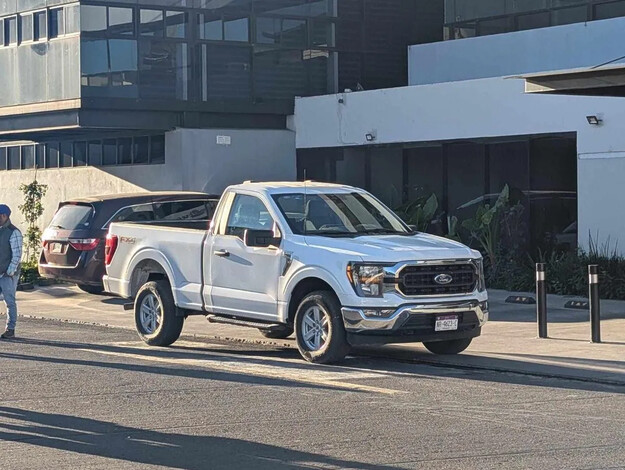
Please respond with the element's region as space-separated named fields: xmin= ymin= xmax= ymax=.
xmin=19 ymin=179 xmax=48 ymax=264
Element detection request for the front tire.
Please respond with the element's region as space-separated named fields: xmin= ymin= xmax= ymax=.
xmin=294 ymin=290 xmax=350 ymax=364
xmin=259 ymin=325 xmax=294 ymax=339
xmin=135 ymin=280 xmax=183 ymax=346
xmin=423 ymin=338 xmax=472 ymax=355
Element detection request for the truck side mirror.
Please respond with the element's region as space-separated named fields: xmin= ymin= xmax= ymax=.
xmin=244 ymin=229 xmax=281 ymax=248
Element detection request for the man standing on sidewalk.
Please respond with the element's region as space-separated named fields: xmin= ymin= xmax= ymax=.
xmin=0 ymin=205 xmax=22 ymax=339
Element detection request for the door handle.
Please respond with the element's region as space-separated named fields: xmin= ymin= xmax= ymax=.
xmin=214 ymin=249 xmax=230 ymax=257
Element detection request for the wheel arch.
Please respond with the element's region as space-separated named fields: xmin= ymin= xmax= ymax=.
xmin=286 ymin=276 xmax=340 ymax=324
xmin=127 ymin=250 xmax=176 ymax=301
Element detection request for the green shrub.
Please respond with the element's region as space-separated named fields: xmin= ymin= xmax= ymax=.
xmin=19 ymin=260 xmax=40 ymax=284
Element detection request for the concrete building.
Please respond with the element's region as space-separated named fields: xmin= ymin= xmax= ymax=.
xmin=294 ymin=0 xmax=625 ymax=254
xmin=0 ymin=0 xmax=444 ymax=226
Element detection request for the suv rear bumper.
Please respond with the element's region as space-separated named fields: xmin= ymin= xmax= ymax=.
xmin=341 ymin=300 xmax=488 ymax=345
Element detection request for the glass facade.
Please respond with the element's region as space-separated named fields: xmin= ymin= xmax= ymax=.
xmin=0 ymin=134 xmax=166 ymax=171
xmin=445 ymin=0 xmax=625 ymax=39
xmin=298 ymin=135 xmax=578 ymax=254
xmin=80 ymin=0 xmax=338 ymax=103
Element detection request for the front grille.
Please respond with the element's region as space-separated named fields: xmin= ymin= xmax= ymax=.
xmin=397 ymin=263 xmax=477 ymax=296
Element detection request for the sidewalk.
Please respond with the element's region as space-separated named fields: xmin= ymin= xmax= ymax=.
xmin=2 ymin=285 xmax=625 ymax=385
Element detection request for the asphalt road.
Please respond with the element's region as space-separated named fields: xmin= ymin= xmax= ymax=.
xmin=1 ymin=318 xmax=625 ymax=469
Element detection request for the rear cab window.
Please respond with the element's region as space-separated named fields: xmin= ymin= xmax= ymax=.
xmin=49 ymin=203 xmax=94 ymax=230
xmin=153 ymin=199 xmax=218 ymax=221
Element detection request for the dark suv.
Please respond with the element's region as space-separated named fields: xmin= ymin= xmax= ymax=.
xmin=39 ymin=192 xmax=219 ymax=294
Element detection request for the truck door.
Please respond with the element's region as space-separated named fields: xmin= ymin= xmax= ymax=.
xmin=208 ymin=193 xmax=283 ymax=321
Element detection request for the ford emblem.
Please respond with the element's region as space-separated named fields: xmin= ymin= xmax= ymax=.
xmin=434 ymin=273 xmax=453 ymax=285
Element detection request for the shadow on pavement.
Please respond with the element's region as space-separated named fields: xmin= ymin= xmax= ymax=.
xmin=0 ymin=406 xmax=397 ymax=470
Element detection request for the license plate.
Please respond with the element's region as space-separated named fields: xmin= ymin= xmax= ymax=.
xmin=51 ymin=243 xmax=63 ymax=254
xmin=435 ymin=315 xmax=458 ymax=332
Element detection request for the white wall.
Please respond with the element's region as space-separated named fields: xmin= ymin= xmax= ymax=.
xmin=294 ymin=77 xmax=625 ymax=252
xmin=409 ymin=16 xmax=625 ymax=85
xmin=0 ymin=128 xmax=296 ymax=230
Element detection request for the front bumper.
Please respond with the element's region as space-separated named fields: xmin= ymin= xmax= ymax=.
xmin=341 ymin=300 xmax=488 ymax=346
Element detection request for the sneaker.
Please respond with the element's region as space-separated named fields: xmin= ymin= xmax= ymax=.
xmin=1 ymin=329 xmax=15 ymax=339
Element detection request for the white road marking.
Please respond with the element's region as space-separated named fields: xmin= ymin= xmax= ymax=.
xmin=77 ymin=341 xmax=405 ymax=396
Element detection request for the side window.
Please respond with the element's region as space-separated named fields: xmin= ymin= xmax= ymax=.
xmin=153 ymin=200 xmax=217 ymax=221
xmin=110 ymin=203 xmax=155 ymax=224
xmin=225 ymin=194 xmax=273 ymax=239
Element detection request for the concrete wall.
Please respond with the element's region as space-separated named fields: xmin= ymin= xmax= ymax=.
xmin=409 ymin=16 xmax=625 ymax=85
xmin=294 ymin=77 xmax=625 ymax=252
xmin=0 ymin=128 xmax=296 ymax=230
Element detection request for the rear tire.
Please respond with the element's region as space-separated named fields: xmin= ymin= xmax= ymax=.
xmin=134 ymin=280 xmax=183 ymax=346
xmin=423 ymin=338 xmax=472 ymax=355
xmin=77 ymin=283 xmax=105 ymax=295
xmin=259 ymin=325 xmax=293 ymax=339
xmin=294 ymin=290 xmax=350 ymax=364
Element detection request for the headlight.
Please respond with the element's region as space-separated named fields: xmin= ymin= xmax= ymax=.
xmin=475 ymin=258 xmax=486 ymax=292
xmin=347 ymin=263 xmax=385 ymax=297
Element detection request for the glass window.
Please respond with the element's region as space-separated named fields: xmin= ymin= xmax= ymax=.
xmin=517 ymin=11 xmax=551 ymax=31
xmin=21 ymin=14 xmax=34 ymax=42
xmin=150 ymin=135 xmax=165 ymax=164
xmin=226 ymin=194 xmax=274 ymax=238
xmin=594 ymin=1 xmax=625 ymax=20
xmin=254 ymin=48 xmax=306 ymax=99
xmin=199 ymin=15 xmax=222 ymax=40
xmin=21 ymin=145 xmax=35 ymax=169
xmin=73 ymin=142 xmax=87 ymax=166
xmin=478 ymin=16 xmax=513 ymax=36
xmin=404 ymin=146 xmax=444 ymax=210
xmin=47 ymin=143 xmax=59 ymax=168
xmin=140 ymin=9 xmax=163 ymax=37
xmin=447 ymin=142 xmax=486 ymax=221
xmin=34 ymin=11 xmax=47 ymax=41
xmin=7 ymin=147 xmax=20 ymax=170
xmin=65 ymin=4 xmax=80 ymax=34
xmin=0 ymin=148 xmax=5 ymax=171
xmin=50 ymin=204 xmax=94 ymax=230
xmin=111 ymin=204 xmax=155 ymax=224
xmin=36 ymin=144 xmax=46 ymax=169
xmin=224 ymin=17 xmax=248 ymax=41
xmin=81 ymin=5 xmax=106 ymax=34
xmin=109 ymin=39 xmax=138 ymax=87
xmin=256 ymin=17 xmax=280 ymax=44
xmin=153 ymin=200 xmax=217 ymax=221
xmin=117 ymin=138 xmax=132 ymax=164
xmin=201 ymin=44 xmax=251 ymax=100
xmin=5 ymin=17 xmax=17 ymax=45
xmin=281 ymin=19 xmax=306 ymax=47
xmin=88 ymin=141 xmax=102 ymax=166
xmin=552 ymin=5 xmax=588 ymax=26
xmin=60 ymin=142 xmax=73 ymax=167
xmin=103 ymin=139 xmax=117 ymax=165
xmin=166 ymin=11 xmax=187 ymax=38
xmin=109 ymin=7 xmax=134 ymax=35
xmin=81 ymin=39 xmax=109 ymax=87
xmin=133 ymin=136 xmax=149 ymax=164
xmin=49 ymin=8 xmax=65 ymax=38
xmin=139 ymin=40 xmax=189 ymax=100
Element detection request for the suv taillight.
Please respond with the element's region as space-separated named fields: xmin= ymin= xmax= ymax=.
xmin=68 ymin=238 xmax=101 ymax=251
xmin=105 ymin=234 xmax=118 ymax=266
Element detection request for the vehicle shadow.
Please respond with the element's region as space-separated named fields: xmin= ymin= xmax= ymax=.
xmin=0 ymin=406 xmax=397 ymax=470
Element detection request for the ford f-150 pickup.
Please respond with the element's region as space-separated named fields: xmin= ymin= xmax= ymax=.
xmin=103 ymin=182 xmax=488 ymax=364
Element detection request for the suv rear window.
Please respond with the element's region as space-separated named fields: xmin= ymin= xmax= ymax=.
xmin=49 ymin=204 xmax=94 ymax=230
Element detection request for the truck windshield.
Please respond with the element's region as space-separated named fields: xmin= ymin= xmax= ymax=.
xmin=272 ymin=192 xmax=411 ymax=237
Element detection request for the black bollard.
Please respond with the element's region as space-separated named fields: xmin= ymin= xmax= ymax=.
xmin=536 ymin=263 xmax=548 ymax=338
xmin=589 ymin=265 xmax=601 ymax=343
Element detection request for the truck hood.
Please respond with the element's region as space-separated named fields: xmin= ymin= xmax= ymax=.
xmin=303 ymin=233 xmax=478 ymax=262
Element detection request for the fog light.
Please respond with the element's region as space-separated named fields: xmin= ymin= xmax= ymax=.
xmin=480 ymin=301 xmax=489 ymax=312
xmin=362 ymin=309 xmax=396 ymax=318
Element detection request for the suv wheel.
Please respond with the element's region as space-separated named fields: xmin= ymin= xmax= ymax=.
xmin=77 ymin=283 xmax=105 ymax=295
xmin=423 ymin=338 xmax=473 ymax=355
xmin=135 ymin=280 xmax=183 ymax=346
xmin=294 ymin=290 xmax=350 ymax=364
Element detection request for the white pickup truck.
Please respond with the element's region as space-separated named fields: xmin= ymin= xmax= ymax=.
xmin=104 ymin=182 xmax=488 ymax=364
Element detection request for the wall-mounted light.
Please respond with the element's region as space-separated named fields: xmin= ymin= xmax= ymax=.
xmin=586 ymin=115 xmax=603 ymax=126
xmin=365 ymin=131 xmax=377 ymax=142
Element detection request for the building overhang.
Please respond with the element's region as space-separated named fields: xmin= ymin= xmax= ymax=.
xmin=515 ymin=64 xmax=625 ymax=97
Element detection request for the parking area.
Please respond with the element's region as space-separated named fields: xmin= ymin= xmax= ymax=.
xmin=3 ymin=285 xmax=625 ymax=385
